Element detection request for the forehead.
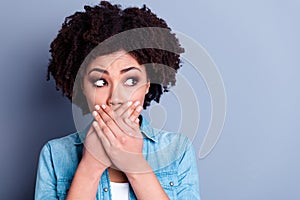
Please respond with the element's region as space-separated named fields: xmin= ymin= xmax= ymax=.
xmin=87 ymin=50 xmax=140 ymax=71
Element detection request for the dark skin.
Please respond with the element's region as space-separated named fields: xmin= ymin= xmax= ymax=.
xmin=108 ymin=168 xmax=128 ymax=182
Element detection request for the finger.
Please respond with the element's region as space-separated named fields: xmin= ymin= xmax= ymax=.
xmin=122 ymin=117 xmax=139 ymax=132
xmin=114 ymin=101 xmax=141 ymax=132
xmin=94 ymin=106 xmax=128 ymax=139
xmin=96 ymin=105 xmax=117 ymax=135
xmin=113 ymin=101 xmax=133 ymax=117
xmin=119 ymin=100 xmax=141 ymax=119
xmin=86 ymin=125 xmax=95 ymax=137
xmin=135 ymin=117 xmax=140 ymax=124
xmin=92 ymin=120 xmax=113 ymax=147
xmin=84 ymin=128 xmax=111 ymax=167
xmin=92 ymin=110 xmax=101 ymax=121
xmin=95 ymin=104 xmax=114 ymax=119
xmin=123 ymin=115 xmax=142 ymax=139
xmin=95 ymin=104 xmax=116 ymax=125
xmin=122 ymin=106 xmax=143 ymax=138
xmin=98 ymin=104 xmax=131 ymax=135
xmin=120 ymin=100 xmax=140 ymax=117
xmin=96 ymin=105 xmax=125 ymax=139
xmin=94 ymin=109 xmax=116 ymax=137
xmin=113 ymin=101 xmax=140 ymax=133
xmin=129 ymin=105 xmax=143 ymax=124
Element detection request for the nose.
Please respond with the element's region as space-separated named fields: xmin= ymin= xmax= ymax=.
xmin=107 ymin=82 xmax=124 ymax=108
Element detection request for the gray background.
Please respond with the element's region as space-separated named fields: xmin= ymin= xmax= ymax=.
xmin=1 ymin=0 xmax=299 ymax=199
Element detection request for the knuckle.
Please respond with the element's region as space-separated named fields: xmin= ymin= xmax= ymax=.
xmin=106 ymin=119 xmax=114 ymax=127
xmin=103 ymin=116 xmax=112 ymax=124
xmin=102 ymin=126 xmax=110 ymax=133
xmin=94 ymin=115 xmax=100 ymax=121
xmin=98 ymin=122 xmax=105 ymax=129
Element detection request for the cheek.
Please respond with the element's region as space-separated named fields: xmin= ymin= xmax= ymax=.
xmin=83 ymin=86 xmax=107 ymax=111
xmin=93 ymin=89 xmax=108 ymax=105
xmin=83 ymin=89 xmax=97 ymax=111
xmin=129 ymin=86 xmax=148 ymax=102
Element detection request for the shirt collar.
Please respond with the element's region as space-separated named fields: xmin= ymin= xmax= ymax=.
xmin=139 ymin=115 xmax=157 ymax=142
xmin=74 ymin=115 xmax=157 ymax=145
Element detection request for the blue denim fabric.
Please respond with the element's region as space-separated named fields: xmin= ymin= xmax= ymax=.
xmin=35 ymin=116 xmax=200 ymax=199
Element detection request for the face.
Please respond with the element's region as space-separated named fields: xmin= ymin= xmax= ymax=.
xmin=82 ymin=50 xmax=150 ymax=113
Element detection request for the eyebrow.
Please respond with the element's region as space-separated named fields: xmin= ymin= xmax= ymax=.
xmin=88 ymin=66 xmax=141 ymax=75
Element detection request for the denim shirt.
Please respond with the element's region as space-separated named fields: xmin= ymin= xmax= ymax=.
xmin=35 ymin=116 xmax=200 ymax=199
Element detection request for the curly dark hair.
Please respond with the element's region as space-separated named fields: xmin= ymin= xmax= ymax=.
xmin=47 ymin=1 xmax=184 ymax=114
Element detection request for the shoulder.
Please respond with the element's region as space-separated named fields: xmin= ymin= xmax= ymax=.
xmin=140 ymin=115 xmax=190 ymax=146
xmin=46 ymin=132 xmax=81 ymax=149
xmin=152 ymin=128 xmax=191 ymax=150
xmin=39 ymin=131 xmax=83 ymax=163
xmin=144 ymin=127 xmax=195 ymax=170
xmin=39 ymin=132 xmax=83 ymax=178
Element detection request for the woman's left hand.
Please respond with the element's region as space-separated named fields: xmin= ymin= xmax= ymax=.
xmin=92 ymin=101 xmax=150 ymax=173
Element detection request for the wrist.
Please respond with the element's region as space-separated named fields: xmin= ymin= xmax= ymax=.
xmin=125 ymin=159 xmax=152 ymax=179
xmin=80 ymin=150 xmax=107 ymax=179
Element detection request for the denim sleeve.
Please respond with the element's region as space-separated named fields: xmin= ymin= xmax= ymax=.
xmin=176 ymin=139 xmax=201 ymax=200
xmin=35 ymin=143 xmax=58 ymax=200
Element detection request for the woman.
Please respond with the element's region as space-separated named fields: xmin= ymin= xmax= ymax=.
xmin=35 ymin=1 xmax=200 ymax=199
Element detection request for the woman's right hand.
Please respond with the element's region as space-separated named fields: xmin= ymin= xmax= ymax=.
xmin=66 ymin=124 xmax=110 ymax=200
xmin=81 ymin=124 xmax=112 ymax=169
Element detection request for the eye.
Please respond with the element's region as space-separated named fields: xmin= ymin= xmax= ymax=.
xmin=124 ymin=77 xmax=138 ymax=86
xmin=94 ymin=79 xmax=107 ymax=87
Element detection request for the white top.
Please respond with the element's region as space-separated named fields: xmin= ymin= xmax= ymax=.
xmin=110 ymin=182 xmax=130 ymax=200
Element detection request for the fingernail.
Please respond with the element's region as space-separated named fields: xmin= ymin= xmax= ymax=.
xmin=95 ymin=105 xmax=100 ymax=110
xmin=92 ymin=121 xmax=98 ymax=127
xmin=92 ymin=111 xmax=98 ymax=117
xmin=127 ymin=101 xmax=133 ymax=106
xmin=136 ymin=106 xmax=143 ymax=112
xmin=135 ymin=118 xmax=140 ymax=124
xmin=134 ymin=101 xmax=140 ymax=107
xmin=101 ymin=104 xmax=106 ymax=109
